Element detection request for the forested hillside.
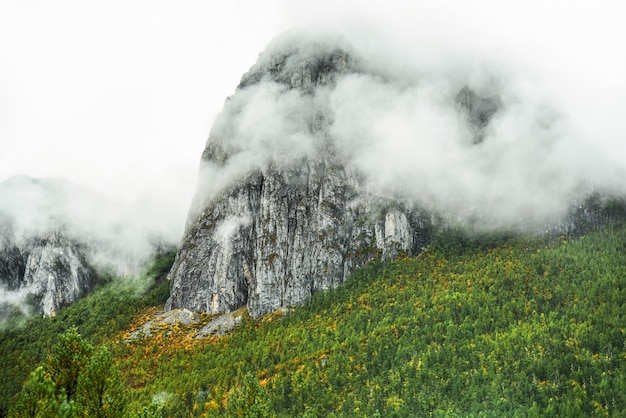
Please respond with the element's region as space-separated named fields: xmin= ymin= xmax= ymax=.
xmin=1 ymin=224 xmax=625 ymax=417
xmin=0 ymin=251 xmax=175 ymax=416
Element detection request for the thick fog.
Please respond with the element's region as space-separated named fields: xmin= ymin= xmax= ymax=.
xmin=197 ymin=23 xmax=625 ymax=230
xmin=2 ymin=1 xmax=623 ymax=230
xmin=0 ymin=176 xmax=177 ymax=273
xmin=1 ymin=2 xmax=624 ymax=310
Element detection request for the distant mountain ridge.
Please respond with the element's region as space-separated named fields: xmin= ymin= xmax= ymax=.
xmin=0 ymin=229 xmax=93 ymax=317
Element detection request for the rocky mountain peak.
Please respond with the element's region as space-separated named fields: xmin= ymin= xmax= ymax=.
xmin=166 ymin=38 xmax=431 ymax=319
xmin=165 ymin=33 xmax=626 ymax=320
xmin=0 ymin=226 xmax=93 ymax=317
xmin=0 ymin=178 xmax=96 ymax=317
xmin=238 ymin=43 xmax=351 ymax=93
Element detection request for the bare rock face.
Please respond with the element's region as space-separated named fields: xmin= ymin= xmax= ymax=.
xmin=0 ymin=177 xmax=97 ymax=316
xmin=23 ymin=233 xmax=92 ymax=316
xmin=1 ymin=175 xmax=178 ymax=318
xmin=0 ymin=228 xmax=25 ymax=292
xmin=455 ymin=86 xmax=500 ymax=144
xmin=0 ymin=177 xmax=96 ymax=316
xmin=166 ymin=39 xmax=432 ymax=318
xmin=0 ymin=230 xmax=93 ymax=316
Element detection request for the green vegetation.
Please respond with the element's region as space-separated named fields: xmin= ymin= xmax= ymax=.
xmin=2 ymin=225 xmax=626 ymax=416
xmin=10 ymin=327 xmax=128 ymax=417
xmin=0 ymin=250 xmax=175 ymax=416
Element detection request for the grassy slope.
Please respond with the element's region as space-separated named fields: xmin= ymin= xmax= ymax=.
xmin=2 ymin=226 xmax=625 ymax=417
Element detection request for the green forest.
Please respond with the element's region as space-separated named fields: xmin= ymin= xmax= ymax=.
xmin=1 ymin=223 xmax=625 ymax=417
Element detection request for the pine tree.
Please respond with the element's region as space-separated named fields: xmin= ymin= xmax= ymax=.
xmin=10 ymin=366 xmax=75 ymax=418
xmin=47 ymin=327 xmax=93 ymax=402
xmin=76 ymin=346 xmax=127 ymax=417
xmin=227 ymin=372 xmax=273 ymax=418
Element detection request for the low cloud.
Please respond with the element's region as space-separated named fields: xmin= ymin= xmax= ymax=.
xmin=328 ymin=70 xmax=610 ymax=227
xmin=0 ymin=285 xmax=30 ymax=322
xmin=196 ymin=26 xmax=626 ymax=230
xmin=0 ymin=176 xmax=179 ymax=276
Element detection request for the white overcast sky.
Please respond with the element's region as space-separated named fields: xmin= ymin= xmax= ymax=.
xmin=1 ymin=0 xmax=625 ymax=232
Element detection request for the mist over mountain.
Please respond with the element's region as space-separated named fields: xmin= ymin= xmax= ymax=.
xmin=2 ymin=28 xmax=624 ymax=320
xmin=166 ymin=30 xmax=626 ymax=319
xmin=194 ymin=30 xmax=626 ymax=229
xmin=0 ymin=176 xmax=178 ymax=317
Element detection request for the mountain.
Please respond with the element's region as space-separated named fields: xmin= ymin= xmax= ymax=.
xmin=166 ymin=33 xmax=626 ymax=320
xmin=0 ymin=177 xmax=100 ymax=316
xmin=0 ymin=229 xmax=92 ymax=317
xmin=166 ymin=39 xmax=433 ymax=319
xmin=0 ymin=176 xmax=175 ymax=317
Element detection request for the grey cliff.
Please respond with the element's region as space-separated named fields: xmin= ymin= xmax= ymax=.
xmin=0 ymin=229 xmax=93 ymax=316
xmin=165 ymin=36 xmax=626 ymax=320
xmin=0 ymin=175 xmax=156 ymax=318
xmin=0 ymin=177 xmax=98 ymax=316
xmin=166 ymin=40 xmax=432 ymax=318
xmin=455 ymin=86 xmax=500 ymax=144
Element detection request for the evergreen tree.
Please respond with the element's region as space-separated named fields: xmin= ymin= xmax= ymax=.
xmin=47 ymin=327 xmax=93 ymax=402
xmin=10 ymin=366 xmax=74 ymax=418
xmin=227 ymin=372 xmax=273 ymax=418
xmin=76 ymin=346 xmax=127 ymax=418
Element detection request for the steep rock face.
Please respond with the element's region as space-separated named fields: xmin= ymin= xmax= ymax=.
xmin=0 ymin=229 xmax=93 ymax=316
xmin=167 ymin=158 xmax=429 ymax=318
xmin=23 ymin=233 xmax=92 ymax=316
xmin=0 ymin=177 xmax=98 ymax=316
xmin=455 ymin=86 xmax=500 ymax=144
xmin=166 ymin=41 xmax=431 ymax=318
xmin=1 ymin=175 xmax=181 ymax=318
xmin=0 ymin=226 xmax=26 ymax=291
xmin=547 ymin=193 xmax=626 ymax=237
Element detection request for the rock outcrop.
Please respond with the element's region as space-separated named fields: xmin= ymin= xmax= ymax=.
xmin=455 ymin=86 xmax=501 ymax=144
xmin=124 ymin=308 xmax=201 ymax=342
xmin=0 ymin=229 xmax=93 ymax=316
xmin=0 ymin=225 xmax=25 ymax=292
xmin=0 ymin=175 xmax=174 ymax=318
xmin=166 ymin=39 xmax=432 ymax=318
xmin=0 ymin=177 xmax=98 ymax=316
